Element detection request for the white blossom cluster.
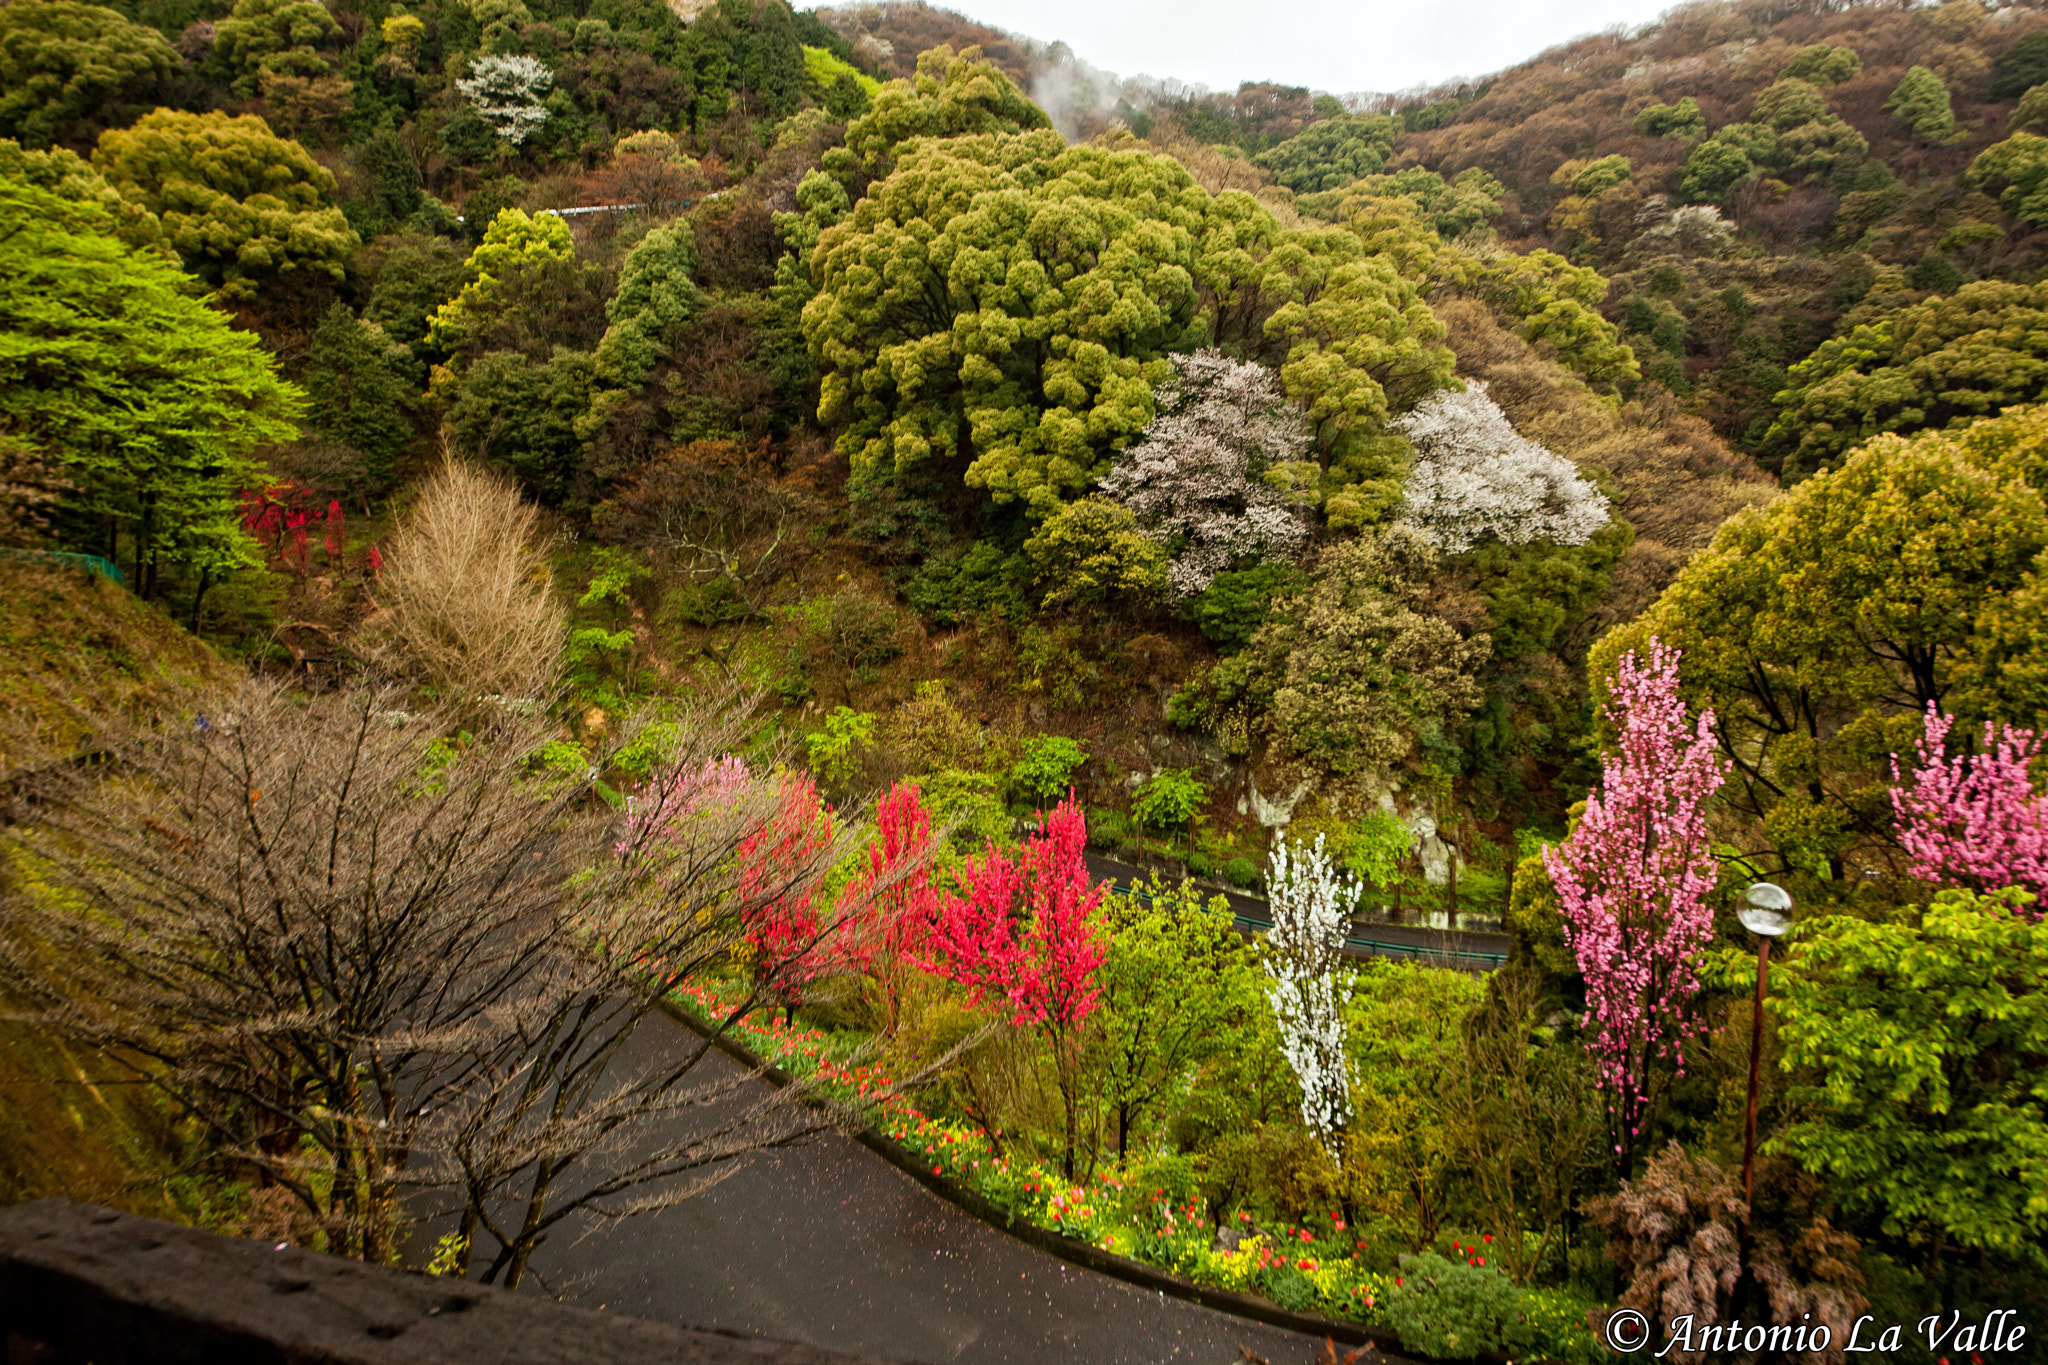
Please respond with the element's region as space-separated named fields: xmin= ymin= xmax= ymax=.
xmin=1099 ymin=350 xmax=1315 ymax=597
xmin=1392 ymin=383 xmax=1610 ymax=554
xmin=457 ymin=54 xmax=554 ymax=146
xmin=1263 ymin=833 xmax=1359 ymax=1155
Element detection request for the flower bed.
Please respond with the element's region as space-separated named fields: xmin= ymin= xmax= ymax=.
xmin=667 ymin=980 xmax=1604 ymax=1362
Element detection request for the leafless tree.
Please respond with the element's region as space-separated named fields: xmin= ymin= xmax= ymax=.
xmin=594 ymin=440 xmax=816 ymax=674
xmin=363 ymin=459 xmax=567 ymax=703
xmin=1 ymin=682 xmax=948 ymax=1289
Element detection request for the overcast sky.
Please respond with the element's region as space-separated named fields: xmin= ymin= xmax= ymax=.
xmin=944 ymin=0 xmax=1684 ymax=95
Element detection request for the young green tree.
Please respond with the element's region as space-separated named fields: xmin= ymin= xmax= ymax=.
xmin=92 ymin=109 xmax=358 ymax=301
xmin=0 ymin=173 xmax=301 ymax=599
xmin=1087 ymin=878 xmax=1260 ymax=1157
xmin=0 ymin=0 xmax=176 ymax=150
xmin=1769 ymin=889 xmax=2048 ymax=1270
xmin=830 ymin=43 xmax=1052 ymax=185
xmin=1885 ymin=65 xmax=1956 ymax=142
xmin=304 ymin=303 xmax=418 ymax=491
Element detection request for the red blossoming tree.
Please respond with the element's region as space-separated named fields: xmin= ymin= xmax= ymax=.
xmin=839 ymin=780 xmax=942 ymax=1029
xmin=1544 ymin=640 xmax=1729 ymax=1173
xmin=921 ymin=794 xmax=1107 ymax=1176
xmin=738 ymin=771 xmax=839 ymax=1021
xmin=1891 ymin=705 xmax=2048 ymax=915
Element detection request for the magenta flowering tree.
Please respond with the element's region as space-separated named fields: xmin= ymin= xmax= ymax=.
xmin=921 ymin=794 xmax=1107 ymax=1176
xmin=1544 ymin=640 xmax=1729 ymax=1172
xmin=1891 ymin=705 xmax=2048 ymax=913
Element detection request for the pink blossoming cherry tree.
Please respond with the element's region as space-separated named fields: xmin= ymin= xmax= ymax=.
xmin=1890 ymin=704 xmax=2048 ymax=914
xmin=1544 ymin=640 xmax=1728 ymax=1172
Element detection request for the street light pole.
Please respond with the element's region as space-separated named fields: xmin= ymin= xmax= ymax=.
xmin=1738 ymin=883 xmax=1793 ymax=1210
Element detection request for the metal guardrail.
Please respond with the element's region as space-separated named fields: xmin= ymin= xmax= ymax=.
xmin=0 ymin=548 xmax=125 ymax=584
xmin=1102 ymin=878 xmax=1509 ymax=971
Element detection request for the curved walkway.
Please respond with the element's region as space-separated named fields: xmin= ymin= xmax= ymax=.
xmin=544 ymin=1014 xmax=1375 ymax=1365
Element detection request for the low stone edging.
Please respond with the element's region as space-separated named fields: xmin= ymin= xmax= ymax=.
xmin=658 ymin=999 xmax=1489 ymax=1363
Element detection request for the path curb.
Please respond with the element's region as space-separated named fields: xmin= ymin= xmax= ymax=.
xmin=657 ymin=1000 xmax=1505 ymax=1364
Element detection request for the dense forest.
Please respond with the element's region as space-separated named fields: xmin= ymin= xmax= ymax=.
xmin=3 ymin=0 xmax=2047 ymax=1360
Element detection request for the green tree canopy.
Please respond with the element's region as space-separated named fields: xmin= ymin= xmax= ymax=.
xmin=0 ymin=137 xmax=159 ymax=248
xmin=1593 ymin=410 xmax=2048 ymax=878
xmin=426 ymin=207 xmax=578 ymax=356
xmin=1781 ymin=43 xmax=1861 ymax=86
xmin=1885 ymin=65 xmax=1956 ymax=141
xmin=210 ymin=0 xmax=340 ymax=98
xmin=830 ymin=44 xmax=1051 ymax=185
xmin=0 ymin=173 xmax=301 ymax=593
xmin=92 ymin=109 xmax=358 ymax=301
xmin=1769 ymin=890 xmax=2048 ymax=1268
xmin=0 ymin=0 xmax=176 ymax=150
xmin=802 ymin=129 xmax=1455 ymax=516
xmin=593 ymin=220 xmax=709 ymax=387
xmin=1966 ymin=130 xmax=2048 ymax=226
xmin=1251 ymin=112 xmax=1399 ymax=195
xmin=1762 ymin=280 xmax=2048 ymax=476
xmin=1634 ymin=95 xmax=1704 ymax=139
xmin=303 ymin=303 xmax=417 ymax=490
xmin=1299 ymin=165 xmax=1505 ymax=239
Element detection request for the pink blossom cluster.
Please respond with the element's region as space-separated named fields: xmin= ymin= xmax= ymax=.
xmin=1891 ymin=704 xmax=2048 ymax=915
xmin=239 ymin=480 xmax=379 ymax=576
xmin=1544 ymin=640 xmax=1728 ymax=1149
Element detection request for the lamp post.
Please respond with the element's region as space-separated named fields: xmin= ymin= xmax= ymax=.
xmin=1738 ymin=882 xmax=1793 ymax=1209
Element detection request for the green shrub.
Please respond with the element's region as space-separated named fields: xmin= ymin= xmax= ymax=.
xmin=1010 ymin=733 xmax=1089 ymax=804
xmin=1382 ymin=1252 xmax=1529 ymax=1360
xmin=1132 ymin=768 xmax=1207 ymax=832
xmin=805 ymin=705 xmax=876 ymax=785
xmin=900 ymin=541 xmax=1030 ymax=626
xmin=1221 ymin=856 xmax=1260 ymax=888
xmin=917 ymin=767 xmax=1008 ymax=849
xmin=1188 ymin=564 xmax=1304 ymax=653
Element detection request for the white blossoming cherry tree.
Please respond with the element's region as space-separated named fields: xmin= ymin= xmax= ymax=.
xmin=1263 ymin=832 xmax=1361 ymax=1160
xmin=1098 ymin=350 xmax=1317 ymax=598
xmin=1392 ymin=382 xmax=1610 ymax=553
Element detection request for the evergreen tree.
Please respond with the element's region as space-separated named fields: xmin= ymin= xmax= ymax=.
xmin=0 ymin=173 xmax=302 ymax=597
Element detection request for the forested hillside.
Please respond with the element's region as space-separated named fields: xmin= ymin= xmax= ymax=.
xmin=4 ymin=0 xmax=2047 ymax=1356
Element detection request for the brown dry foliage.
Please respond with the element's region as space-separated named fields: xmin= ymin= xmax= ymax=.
xmin=364 ymin=459 xmax=567 ymax=701
xmin=1585 ymin=1142 xmax=1867 ymax=1365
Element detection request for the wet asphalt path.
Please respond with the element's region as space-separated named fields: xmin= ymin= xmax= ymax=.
xmin=540 ymin=1014 xmax=1348 ymax=1365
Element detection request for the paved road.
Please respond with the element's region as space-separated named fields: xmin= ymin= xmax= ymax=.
xmin=1083 ymin=852 xmax=1510 ymax=971
xmin=541 ymin=1016 xmax=1360 ymax=1365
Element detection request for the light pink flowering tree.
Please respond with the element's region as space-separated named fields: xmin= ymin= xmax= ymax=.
xmin=920 ymin=794 xmax=1107 ymax=1176
xmin=1891 ymin=705 xmax=2048 ymax=914
xmin=1544 ymin=640 xmax=1729 ymax=1172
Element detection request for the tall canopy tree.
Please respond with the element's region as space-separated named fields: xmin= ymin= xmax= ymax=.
xmin=0 ymin=174 xmax=302 ymax=598
xmin=802 ymin=128 xmax=1452 ymax=517
xmin=93 ymin=109 xmax=358 ymax=301
xmin=1595 ymin=409 xmax=2048 ymax=881
xmin=1761 ymin=281 xmax=2048 ymax=477
xmin=0 ymin=0 xmax=176 ymax=151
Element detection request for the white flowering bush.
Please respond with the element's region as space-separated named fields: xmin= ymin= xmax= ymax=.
xmin=1392 ymin=383 xmax=1609 ymax=553
xmin=1263 ymin=833 xmax=1359 ymax=1155
xmin=457 ymin=54 xmax=553 ymax=146
xmin=1099 ymin=350 xmax=1316 ymax=598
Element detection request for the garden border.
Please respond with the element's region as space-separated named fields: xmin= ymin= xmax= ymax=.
xmin=658 ymin=999 xmax=1506 ymax=1365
